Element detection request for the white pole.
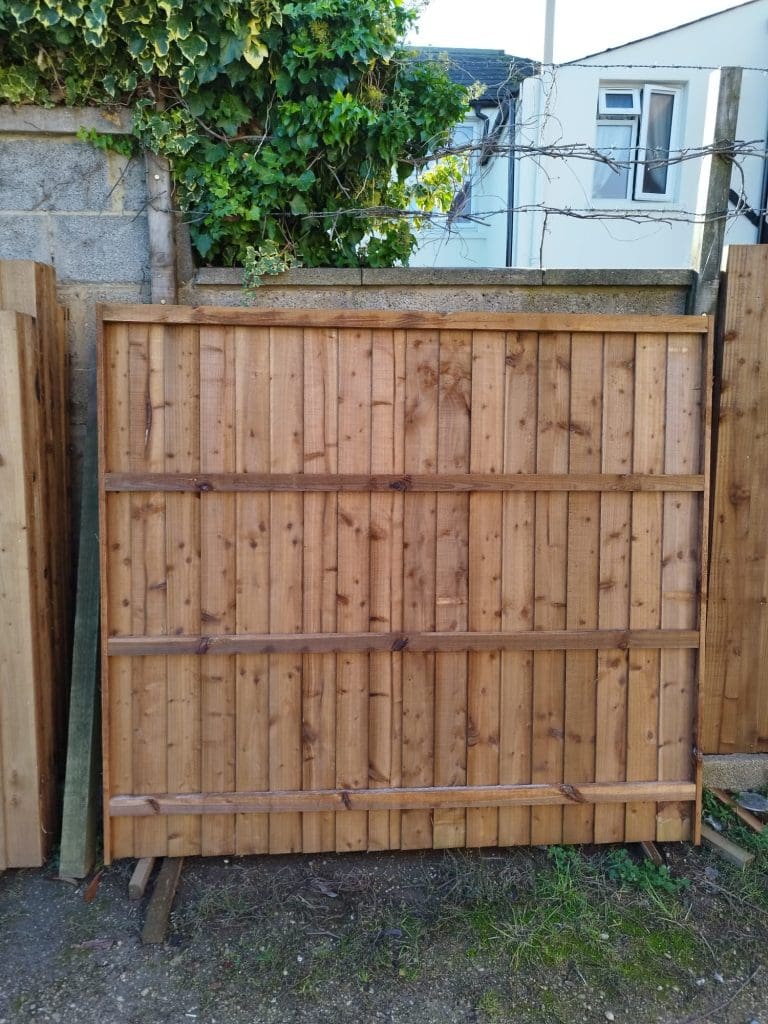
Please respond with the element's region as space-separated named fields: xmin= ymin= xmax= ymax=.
xmin=543 ymin=0 xmax=556 ymax=63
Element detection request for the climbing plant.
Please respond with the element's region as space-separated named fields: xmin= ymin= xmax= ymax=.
xmin=0 ymin=0 xmax=468 ymax=271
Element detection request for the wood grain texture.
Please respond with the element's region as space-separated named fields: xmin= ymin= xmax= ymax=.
xmin=99 ymin=311 xmax=708 ymax=859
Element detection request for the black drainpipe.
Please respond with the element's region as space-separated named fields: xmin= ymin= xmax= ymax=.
xmin=505 ymin=96 xmax=516 ymax=267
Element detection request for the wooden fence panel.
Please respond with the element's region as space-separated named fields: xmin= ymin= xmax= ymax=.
xmin=703 ymin=246 xmax=768 ymax=753
xmin=99 ymin=307 xmax=711 ymax=859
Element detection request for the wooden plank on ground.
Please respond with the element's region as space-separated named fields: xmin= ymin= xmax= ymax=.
xmin=700 ymin=825 xmax=754 ymax=869
xmin=129 ymin=857 xmax=156 ymax=901
xmin=59 ymin=395 xmax=100 ymax=878
xmin=141 ymin=857 xmax=184 ymax=944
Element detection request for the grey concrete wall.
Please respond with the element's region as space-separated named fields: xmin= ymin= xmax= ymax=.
xmin=0 ymin=105 xmax=150 ymax=509
xmin=1 ymin=105 xmax=697 ymax=527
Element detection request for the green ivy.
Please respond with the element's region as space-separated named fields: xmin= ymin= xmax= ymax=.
xmin=0 ymin=0 xmax=468 ymax=269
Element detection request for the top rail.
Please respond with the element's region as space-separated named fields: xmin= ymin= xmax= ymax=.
xmin=99 ymin=304 xmax=710 ymax=335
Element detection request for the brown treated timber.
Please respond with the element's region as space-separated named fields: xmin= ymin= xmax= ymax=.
xmin=99 ymin=304 xmax=708 ymax=335
xmin=141 ymin=857 xmax=183 ymax=944
xmin=111 ymin=780 xmax=697 ymax=817
xmin=107 ymin=629 xmax=700 ymax=657
xmin=104 ymin=471 xmax=705 ymax=494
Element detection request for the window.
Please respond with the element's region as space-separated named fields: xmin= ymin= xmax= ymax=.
xmin=593 ymin=84 xmax=681 ymax=202
xmin=449 ymin=122 xmax=475 ymax=220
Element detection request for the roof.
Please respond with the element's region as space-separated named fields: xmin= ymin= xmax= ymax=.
xmin=566 ymin=0 xmax=764 ymax=63
xmin=413 ymin=47 xmax=538 ymax=104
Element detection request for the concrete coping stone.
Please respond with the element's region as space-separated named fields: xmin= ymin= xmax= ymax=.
xmin=0 ymin=104 xmax=133 ymax=134
xmin=195 ymin=266 xmax=694 ymax=288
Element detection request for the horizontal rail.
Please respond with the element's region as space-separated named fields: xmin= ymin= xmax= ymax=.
xmin=104 ymin=472 xmax=706 ymax=494
xmin=110 ymin=780 xmax=697 ymax=816
xmin=99 ymin=304 xmax=709 ymax=335
xmin=107 ymin=628 xmax=700 ymax=657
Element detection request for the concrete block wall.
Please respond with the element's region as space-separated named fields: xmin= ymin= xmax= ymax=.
xmin=0 ymin=106 xmax=150 ymax=511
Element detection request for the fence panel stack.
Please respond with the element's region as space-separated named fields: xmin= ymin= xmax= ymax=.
xmin=0 ymin=261 xmax=71 ymax=869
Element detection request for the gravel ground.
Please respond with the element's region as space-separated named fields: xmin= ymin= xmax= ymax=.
xmin=0 ymin=838 xmax=767 ymax=1024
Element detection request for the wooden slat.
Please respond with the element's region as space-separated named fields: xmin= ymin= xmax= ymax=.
xmin=302 ymin=327 xmax=338 ymax=853
xmin=108 ymin=629 xmax=701 ymax=657
xmin=234 ymin=326 xmax=270 ymax=855
xmin=368 ymin=329 xmax=399 ymax=850
xmin=164 ymin=324 xmax=201 ymax=858
xmin=401 ymin=329 xmax=439 ymax=849
xmin=268 ymin=327 xmax=304 ymax=854
xmin=563 ymin=333 xmax=602 ymax=844
xmin=199 ymin=326 xmax=236 ymax=855
xmin=111 ymin=779 xmax=697 ymax=816
xmin=389 ymin=332 xmax=407 ymax=850
xmin=129 ymin=324 xmax=168 ymax=859
xmin=433 ymin=331 xmax=471 ymax=849
xmin=657 ymin=333 xmax=701 ymax=841
xmin=101 ymin=303 xmax=708 ymax=335
xmin=531 ymin=332 xmax=571 ymax=845
xmin=103 ymin=323 xmax=134 ymax=860
xmin=104 ymin=471 xmax=705 ymax=493
xmin=0 ymin=313 xmax=44 ymax=867
xmin=335 ymin=328 xmax=372 ymax=852
xmin=499 ymin=331 xmax=537 ymax=847
xmin=626 ymin=333 xmax=666 ymax=841
xmin=467 ymin=331 xmax=505 ymax=847
xmin=594 ymin=334 xmax=634 ymax=844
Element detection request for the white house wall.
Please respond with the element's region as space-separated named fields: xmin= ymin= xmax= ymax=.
xmin=410 ymin=115 xmax=511 ymax=267
xmin=513 ymin=0 xmax=768 ymax=269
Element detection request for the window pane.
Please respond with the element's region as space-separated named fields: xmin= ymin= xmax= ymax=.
xmin=605 ymin=92 xmax=634 ymax=110
xmin=593 ymin=123 xmax=633 ymax=199
xmin=451 ymin=124 xmax=474 ymax=217
xmin=641 ymin=92 xmax=674 ymax=195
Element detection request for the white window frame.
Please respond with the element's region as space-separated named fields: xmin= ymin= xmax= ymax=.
xmin=633 ymin=85 xmax=681 ymax=202
xmin=593 ymin=118 xmax=637 ymax=201
xmin=592 ymin=83 xmax=682 ymax=204
xmin=598 ymin=87 xmax=641 ymax=117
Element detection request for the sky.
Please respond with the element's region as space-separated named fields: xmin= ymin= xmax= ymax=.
xmin=407 ymin=0 xmax=748 ymax=62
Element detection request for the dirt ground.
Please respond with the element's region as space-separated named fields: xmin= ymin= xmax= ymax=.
xmin=1 ymin=827 xmax=767 ymax=1024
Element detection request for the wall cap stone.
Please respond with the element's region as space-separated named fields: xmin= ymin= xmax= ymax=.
xmin=194 ymin=266 xmax=694 ymax=288
xmin=0 ymin=104 xmax=133 ymax=135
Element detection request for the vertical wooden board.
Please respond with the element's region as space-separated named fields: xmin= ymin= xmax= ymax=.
xmin=626 ymin=333 xmax=666 ymax=842
xmin=401 ymin=330 xmax=439 ymax=850
xmin=657 ymin=333 xmax=701 ymax=841
xmin=269 ymin=327 xmax=304 ymax=853
xmin=369 ymin=329 xmax=398 ymax=850
xmin=165 ymin=325 xmax=201 ymax=858
xmin=128 ymin=324 xmax=168 ymax=859
xmin=103 ymin=323 xmax=134 ymax=859
xmin=0 ymin=313 xmax=43 ymax=866
xmin=594 ymin=334 xmax=634 ymax=844
xmin=704 ymin=248 xmax=768 ymax=754
xmin=531 ymin=333 xmax=570 ymax=846
xmin=302 ymin=327 xmax=338 ymax=853
xmin=389 ymin=331 xmax=407 ymax=850
xmin=433 ymin=331 xmax=471 ymax=849
xmin=499 ymin=332 xmax=538 ymax=847
xmin=467 ymin=331 xmax=505 ymax=848
xmin=336 ymin=328 xmax=371 ymax=852
xmin=234 ymin=326 xmax=270 ymax=855
xmin=563 ymin=334 xmax=602 ymax=844
xmin=200 ymin=326 xmax=236 ymax=856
